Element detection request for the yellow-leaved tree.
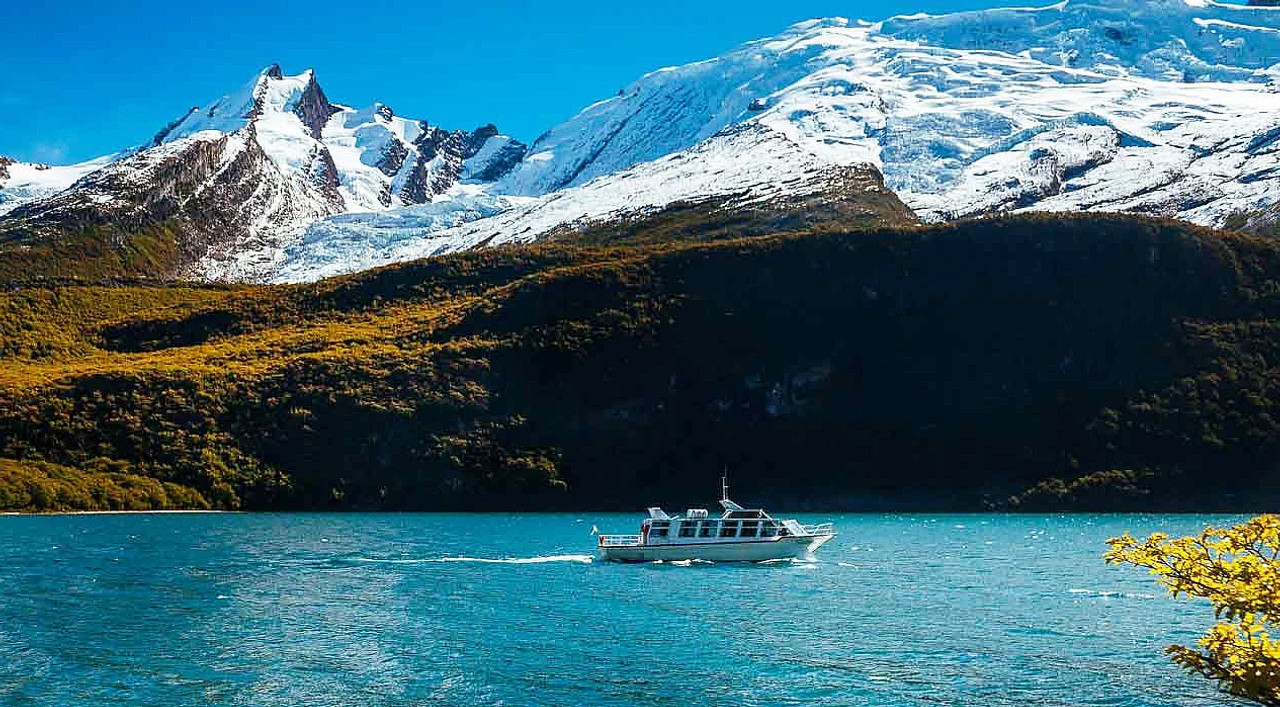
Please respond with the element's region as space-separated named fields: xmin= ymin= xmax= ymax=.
xmin=1106 ymin=515 xmax=1280 ymax=705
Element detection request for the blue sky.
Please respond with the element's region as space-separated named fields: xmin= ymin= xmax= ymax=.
xmin=0 ymin=0 xmax=996 ymax=164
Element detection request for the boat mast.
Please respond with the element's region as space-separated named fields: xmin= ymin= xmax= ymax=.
xmin=719 ymin=468 xmax=744 ymax=511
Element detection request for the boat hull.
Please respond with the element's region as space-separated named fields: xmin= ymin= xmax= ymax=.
xmin=599 ymin=534 xmax=834 ymax=563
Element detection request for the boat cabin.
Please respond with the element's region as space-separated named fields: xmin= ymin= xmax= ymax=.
xmin=638 ymin=500 xmax=807 ymax=544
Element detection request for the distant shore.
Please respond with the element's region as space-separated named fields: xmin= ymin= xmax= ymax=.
xmin=0 ymin=508 xmax=1266 ymax=517
xmin=0 ymin=509 xmax=236 ymax=516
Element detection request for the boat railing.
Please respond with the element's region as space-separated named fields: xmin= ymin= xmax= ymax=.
xmin=802 ymin=523 xmax=835 ymax=536
xmin=597 ymin=534 xmax=643 ymax=547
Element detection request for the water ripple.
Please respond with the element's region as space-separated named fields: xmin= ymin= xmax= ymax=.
xmin=0 ymin=512 xmax=1246 ymax=706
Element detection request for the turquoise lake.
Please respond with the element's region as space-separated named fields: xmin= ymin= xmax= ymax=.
xmin=0 ymin=513 xmax=1251 ymax=706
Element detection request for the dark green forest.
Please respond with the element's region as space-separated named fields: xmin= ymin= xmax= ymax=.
xmin=1 ymin=212 xmax=1277 ymax=511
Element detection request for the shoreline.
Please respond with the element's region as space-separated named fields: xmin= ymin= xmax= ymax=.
xmin=0 ymin=510 xmax=237 ymax=517
xmin=0 ymin=509 xmax=1264 ymax=517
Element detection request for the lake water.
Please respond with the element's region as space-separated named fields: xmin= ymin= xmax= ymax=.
xmin=0 ymin=513 xmax=1249 ymax=706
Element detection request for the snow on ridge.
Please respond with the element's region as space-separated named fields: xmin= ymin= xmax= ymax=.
xmin=0 ymin=155 xmax=116 ymax=216
xmin=161 ymin=66 xmax=274 ymax=143
xmin=877 ymin=0 xmax=1280 ymax=80
xmin=494 ymin=0 xmax=1280 ymax=203
xmin=272 ymin=123 xmax=877 ymax=283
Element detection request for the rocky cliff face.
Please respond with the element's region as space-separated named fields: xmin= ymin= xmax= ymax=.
xmin=288 ymin=69 xmax=341 ymax=139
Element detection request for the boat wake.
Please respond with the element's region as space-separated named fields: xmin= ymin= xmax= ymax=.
xmin=436 ymin=554 xmax=595 ymax=564
xmin=1068 ymin=588 xmax=1158 ymax=600
xmin=354 ymin=554 xmax=595 ymax=565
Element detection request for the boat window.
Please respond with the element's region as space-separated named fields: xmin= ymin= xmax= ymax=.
xmin=761 ymin=522 xmax=777 ymax=537
xmin=652 ymin=526 xmax=669 ymax=537
xmin=740 ymin=520 xmax=759 ymax=537
xmin=699 ymin=522 xmax=715 ymax=538
xmin=728 ymin=510 xmax=764 ymax=519
xmin=720 ymin=521 xmax=739 ymax=538
xmin=678 ymin=522 xmax=696 ymax=537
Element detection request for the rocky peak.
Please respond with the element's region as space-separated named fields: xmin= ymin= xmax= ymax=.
xmin=466 ymin=124 xmax=501 ymax=157
xmin=462 ymin=126 xmax=527 ymax=182
xmin=291 ymin=71 xmax=341 ymax=139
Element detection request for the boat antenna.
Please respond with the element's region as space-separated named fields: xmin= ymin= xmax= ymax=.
xmin=721 ymin=469 xmax=729 ymax=503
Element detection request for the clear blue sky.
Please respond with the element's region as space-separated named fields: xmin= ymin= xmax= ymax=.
xmin=0 ymin=0 xmax=996 ymax=164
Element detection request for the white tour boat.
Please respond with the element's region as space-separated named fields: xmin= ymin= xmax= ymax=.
xmin=596 ymin=478 xmax=836 ymax=562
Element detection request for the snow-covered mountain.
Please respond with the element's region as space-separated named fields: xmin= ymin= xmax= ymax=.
xmin=0 ymin=65 xmax=524 ymax=280
xmin=274 ymin=0 xmax=1280 ymax=281
xmin=5 ymin=0 xmax=1280 ymax=282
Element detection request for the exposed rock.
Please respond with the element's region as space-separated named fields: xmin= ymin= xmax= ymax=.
xmin=398 ymin=126 xmax=470 ymax=204
xmin=0 ymin=132 xmax=330 ymax=279
xmin=148 ymin=107 xmax=199 ymax=148
xmin=374 ymin=138 xmax=409 ymax=178
xmin=308 ymin=145 xmax=345 ymax=210
xmin=466 ymin=139 xmax=526 ymax=183
xmin=292 ymin=73 xmax=341 ymax=140
xmin=465 ymin=124 xmax=501 ymax=157
xmin=463 ymin=126 xmax=527 ymax=183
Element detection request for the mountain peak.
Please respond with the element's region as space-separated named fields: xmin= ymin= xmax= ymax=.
xmin=288 ymin=69 xmax=338 ymax=139
xmin=262 ymin=63 xmax=284 ymax=79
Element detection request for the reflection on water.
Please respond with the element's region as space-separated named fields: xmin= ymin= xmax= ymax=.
xmin=0 ymin=513 xmax=1247 ymax=706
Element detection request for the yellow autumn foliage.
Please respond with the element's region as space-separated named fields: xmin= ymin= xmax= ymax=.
xmin=1106 ymin=515 xmax=1280 ymax=705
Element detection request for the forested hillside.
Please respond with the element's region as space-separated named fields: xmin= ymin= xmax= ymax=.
xmin=1 ymin=213 xmax=1277 ymax=511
